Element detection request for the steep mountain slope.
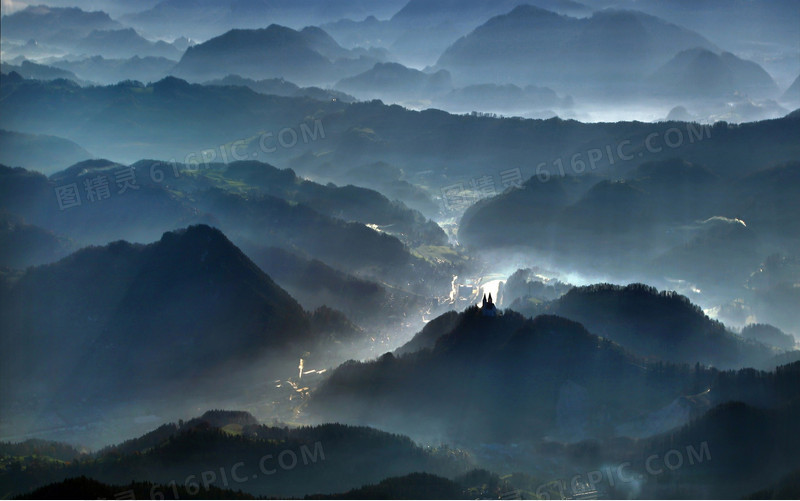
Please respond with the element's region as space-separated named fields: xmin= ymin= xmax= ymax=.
xmin=782 ymin=74 xmax=800 ymax=104
xmin=0 ymin=225 xmax=361 ymax=420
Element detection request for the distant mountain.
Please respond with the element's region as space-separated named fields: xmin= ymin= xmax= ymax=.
xmin=0 ymin=75 xmax=348 ymax=162
xmin=653 ymin=216 xmax=762 ymax=288
xmin=5 ymin=74 xmax=799 ymax=182
xmin=393 ymin=0 xmax=590 ymax=26
xmin=434 ymin=83 xmax=571 ymax=114
xmin=0 ymin=212 xmax=73 ymax=269
xmin=458 ymin=155 xmax=800 ymax=290
xmin=1 ymin=5 xmax=121 ymax=44
xmin=121 ymin=0 xmax=407 ymax=41
xmin=190 ymin=188 xmax=431 ymax=289
xmin=436 ymin=6 xmax=716 ymax=91
xmin=385 ymin=0 xmax=593 ymax=66
xmin=599 ymin=0 xmax=799 ymax=84
xmin=0 ymin=160 xmax=451 ymax=299
xmin=206 ymin=161 xmax=447 ymax=247
xmin=171 ymin=25 xmax=330 ymax=83
xmin=650 ymin=48 xmax=779 ymax=100
xmin=289 ymin=159 xmax=440 ymax=217
xmin=725 ymin=162 xmax=800 ymax=242
xmin=0 ymin=61 xmax=82 ymax=83
xmin=0 ymin=129 xmax=92 ymax=173
xmin=74 ymin=28 xmax=183 ymax=60
xmin=499 ymin=268 xmax=572 ymax=307
xmin=335 ymin=62 xmax=452 ymax=102
xmin=741 ymin=324 xmax=796 ymax=351
xmin=0 ymin=162 xmax=203 ymax=245
xmin=205 ymin=75 xmax=356 ymax=102
xmin=534 ymin=283 xmax=778 ymax=369
xmin=1 ymin=411 xmax=468 ymax=499
xmin=782 ymin=75 xmax=800 ymax=104
xmin=50 ymin=55 xmax=176 ymax=85
xmin=171 ymin=25 xmax=380 ymax=85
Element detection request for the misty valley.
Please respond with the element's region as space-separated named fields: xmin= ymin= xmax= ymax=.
xmin=1 ymin=0 xmax=800 ymax=499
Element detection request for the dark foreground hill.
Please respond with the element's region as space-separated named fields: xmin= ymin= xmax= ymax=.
xmin=307 ymin=306 xmax=800 ymax=445
xmin=1 ymin=411 xmax=470 ymax=499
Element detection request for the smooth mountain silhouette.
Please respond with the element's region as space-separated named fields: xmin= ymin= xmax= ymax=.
xmin=171 ymin=25 xmax=381 ymax=85
xmin=650 ymin=48 xmax=779 ymax=99
xmin=436 ymin=6 xmax=716 ymax=92
xmin=335 ymin=63 xmax=452 ymax=102
xmin=0 ymin=129 xmax=92 ymax=173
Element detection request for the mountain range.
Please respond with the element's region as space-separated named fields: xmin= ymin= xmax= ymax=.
xmin=307 ymin=305 xmax=800 ymax=446
xmin=171 ymin=24 xmax=384 ymax=85
xmin=0 ymin=410 xmax=470 ymax=498
xmin=435 ymin=6 xmax=718 ymax=93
